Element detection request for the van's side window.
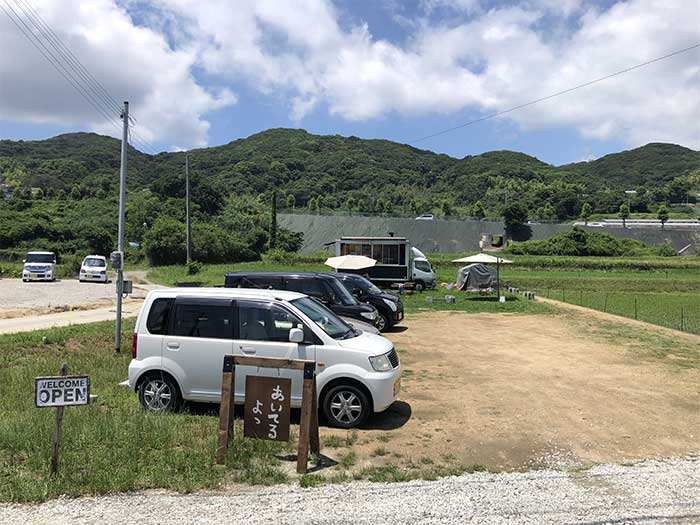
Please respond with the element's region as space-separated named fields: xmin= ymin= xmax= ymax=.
xmin=238 ymin=302 xmax=306 ymax=342
xmin=172 ymin=303 xmax=233 ymax=339
xmin=285 ymin=278 xmax=327 ymax=301
xmin=146 ymin=298 xmax=174 ymax=334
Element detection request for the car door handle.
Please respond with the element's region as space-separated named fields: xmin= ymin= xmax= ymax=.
xmin=166 ymin=342 xmax=180 ymax=350
xmin=241 ymin=346 xmax=256 ymax=354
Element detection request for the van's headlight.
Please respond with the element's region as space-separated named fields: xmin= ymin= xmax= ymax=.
xmin=369 ymin=354 xmax=392 ymax=372
xmin=382 ymin=298 xmax=397 ymax=312
xmin=361 ymin=311 xmax=376 ymax=320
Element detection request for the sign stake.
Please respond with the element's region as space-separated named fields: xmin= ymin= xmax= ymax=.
xmin=50 ymin=363 xmax=69 ymax=477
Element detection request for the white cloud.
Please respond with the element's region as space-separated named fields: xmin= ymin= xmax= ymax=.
xmin=0 ymin=0 xmax=234 ymax=150
xmin=1 ymin=0 xmax=699 ymax=150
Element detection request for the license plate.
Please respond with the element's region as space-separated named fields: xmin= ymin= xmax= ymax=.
xmin=393 ymin=378 xmax=401 ymax=396
xmin=30 ymin=273 xmax=38 ymax=279
xmin=86 ymin=274 xmax=93 ymax=278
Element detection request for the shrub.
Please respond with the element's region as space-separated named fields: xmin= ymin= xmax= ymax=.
xmin=508 ymin=227 xmax=674 ymax=257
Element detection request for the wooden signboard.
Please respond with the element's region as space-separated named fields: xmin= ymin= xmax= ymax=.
xmin=34 ymin=363 xmax=90 ymax=476
xmin=216 ymin=355 xmax=320 ymax=474
xmin=243 ymin=376 xmax=291 ymax=442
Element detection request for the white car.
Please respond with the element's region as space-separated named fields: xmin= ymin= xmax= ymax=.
xmin=127 ymin=288 xmax=401 ymax=428
xmin=79 ymin=255 xmax=108 ymax=283
xmin=22 ymin=251 xmax=56 ymax=282
xmin=415 ymin=213 xmax=434 ymax=220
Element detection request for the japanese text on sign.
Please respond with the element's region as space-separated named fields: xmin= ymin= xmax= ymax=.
xmin=243 ymin=376 xmax=291 ymax=442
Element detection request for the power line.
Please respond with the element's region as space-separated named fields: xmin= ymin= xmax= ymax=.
xmin=408 ymin=42 xmax=700 ymax=144
xmin=2 ymin=0 xmax=159 ymax=155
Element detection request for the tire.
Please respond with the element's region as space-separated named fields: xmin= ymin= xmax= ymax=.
xmin=414 ymin=280 xmax=425 ymax=292
xmin=376 ymin=313 xmax=390 ymax=332
xmin=322 ymin=383 xmax=371 ymax=429
xmin=138 ymin=374 xmax=181 ymax=412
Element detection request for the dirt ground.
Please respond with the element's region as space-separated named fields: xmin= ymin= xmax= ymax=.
xmin=317 ymin=310 xmax=700 ymax=476
xmin=0 ymin=276 xmax=155 ymax=321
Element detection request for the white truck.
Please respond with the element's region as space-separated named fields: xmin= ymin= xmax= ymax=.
xmin=334 ymin=236 xmax=436 ymax=291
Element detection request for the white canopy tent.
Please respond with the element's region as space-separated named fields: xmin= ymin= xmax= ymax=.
xmin=324 ymin=255 xmax=377 ymax=271
xmin=451 ymin=253 xmax=512 ymax=299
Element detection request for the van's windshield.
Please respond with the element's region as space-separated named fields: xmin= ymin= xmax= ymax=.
xmin=291 ymin=297 xmax=357 ymax=339
xmin=327 ymin=279 xmax=358 ymax=306
xmin=83 ymin=258 xmax=105 ymax=267
xmin=25 ymin=253 xmax=55 ymax=264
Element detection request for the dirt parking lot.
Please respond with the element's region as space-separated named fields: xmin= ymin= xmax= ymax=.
xmin=0 ymin=278 xmax=117 ymax=318
xmin=319 ymin=310 xmax=700 ymax=475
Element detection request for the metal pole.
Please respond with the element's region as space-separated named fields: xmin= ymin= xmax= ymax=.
xmin=115 ymin=101 xmax=128 ymax=354
xmin=185 ymin=154 xmax=191 ymax=262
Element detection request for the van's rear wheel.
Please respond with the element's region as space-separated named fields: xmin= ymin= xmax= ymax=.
xmin=322 ymin=384 xmax=370 ymax=428
xmin=139 ymin=375 xmax=180 ymax=412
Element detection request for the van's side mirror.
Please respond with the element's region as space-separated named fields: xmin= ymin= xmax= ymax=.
xmin=289 ymin=328 xmax=304 ymax=344
xmin=22 ymin=259 xmax=26 ymax=263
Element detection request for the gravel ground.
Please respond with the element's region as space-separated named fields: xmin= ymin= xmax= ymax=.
xmin=2 ymin=457 xmax=699 ymax=524
xmin=0 ymin=279 xmax=116 ymax=310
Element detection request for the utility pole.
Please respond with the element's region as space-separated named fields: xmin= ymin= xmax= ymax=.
xmin=115 ymin=101 xmax=128 ymax=354
xmin=185 ymin=154 xmax=191 ymax=262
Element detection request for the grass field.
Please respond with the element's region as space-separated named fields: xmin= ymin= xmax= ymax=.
xmin=499 ymin=262 xmax=700 ymax=334
xmin=0 ymin=320 xmax=300 ymax=502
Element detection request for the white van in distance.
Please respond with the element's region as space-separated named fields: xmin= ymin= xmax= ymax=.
xmin=127 ymin=288 xmax=401 ymax=428
xmin=22 ymin=251 xmax=56 ymax=282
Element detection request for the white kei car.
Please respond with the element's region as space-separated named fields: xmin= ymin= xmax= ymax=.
xmin=79 ymin=255 xmax=109 ymax=283
xmin=126 ymin=288 xmax=402 ymax=428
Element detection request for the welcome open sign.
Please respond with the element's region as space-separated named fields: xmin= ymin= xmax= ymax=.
xmin=35 ymin=375 xmax=90 ymax=407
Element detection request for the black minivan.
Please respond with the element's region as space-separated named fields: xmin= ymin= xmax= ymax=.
xmin=334 ymin=273 xmax=403 ymax=332
xmin=224 ymin=272 xmax=379 ymax=326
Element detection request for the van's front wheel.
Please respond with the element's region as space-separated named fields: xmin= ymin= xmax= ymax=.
xmin=322 ymin=384 xmax=370 ymax=428
xmin=139 ymin=375 xmax=180 ymax=412
xmin=414 ymin=280 xmax=425 ymax=292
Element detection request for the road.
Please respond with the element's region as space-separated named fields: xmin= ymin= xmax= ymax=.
xmin=1 ymin=457 xmax=699 ymax=524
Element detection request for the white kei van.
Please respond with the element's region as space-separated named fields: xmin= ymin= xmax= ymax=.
xmin=127 ymin=288 xmax=401 ymax=428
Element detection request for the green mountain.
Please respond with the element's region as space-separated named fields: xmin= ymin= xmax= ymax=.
xmin=1 ymin=128 xmax=698 ymax=263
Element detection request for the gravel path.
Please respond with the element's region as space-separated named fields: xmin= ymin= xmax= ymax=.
xmin=0 ymin=279 xmax=116 ymax=310
xmin=2 ymin=457 xmax=699 ymax=524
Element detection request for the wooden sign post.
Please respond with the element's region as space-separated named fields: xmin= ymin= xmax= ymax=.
xmin=215 ymin=355 xmax=320 ymax=474
xmin=34 ymin=363 xmax=90 ymax=477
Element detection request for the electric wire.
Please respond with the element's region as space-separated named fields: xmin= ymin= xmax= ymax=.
xmin=408 ymin=42 xmax=700 ymax=144
xmin=2 ymin=0 xmax=159 ymax=154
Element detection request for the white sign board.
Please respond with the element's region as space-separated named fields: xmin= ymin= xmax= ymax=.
xmin=35 ymin=375 xmax=90 ymax=407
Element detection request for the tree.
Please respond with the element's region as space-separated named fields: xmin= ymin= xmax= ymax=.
xmin=269 ymin=189 xmax=277 ymax=250
xmin=579 ymin=202 xmax=593 ymax=225
xmin=539 ymin=203 xmax=557 ymax=223
xmin=70 ymin=185 xmax=81 ymax=200
xmin=286 ymin=194 xmax=296 ymax=209
xmin=471 ymin=201 xmax=485 ymax=220
xmin=619 ymin=203 xmax=630 ymax=228
xmin=656 ymin=203 xmax=669 ymax=229
xmin=502 ymin=201 xmax=528 ymax=232
xmin=143 ymin=217 xmax=186 ymax=265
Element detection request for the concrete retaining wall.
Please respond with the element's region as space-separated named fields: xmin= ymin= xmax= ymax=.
xmin=279 ymin=213 xmax=700 ymax=254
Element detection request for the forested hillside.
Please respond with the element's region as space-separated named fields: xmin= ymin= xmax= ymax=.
xmin=0 ymin=128 xmax=698 ymax=263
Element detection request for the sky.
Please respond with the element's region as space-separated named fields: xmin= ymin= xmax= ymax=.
xmin=0 ymin=0 xmax=699 ymax=165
